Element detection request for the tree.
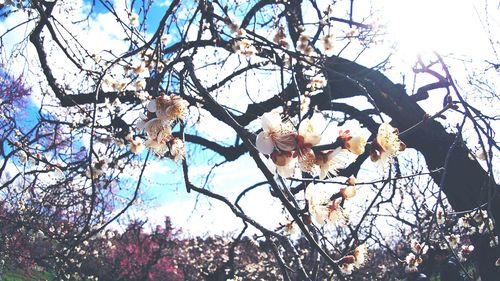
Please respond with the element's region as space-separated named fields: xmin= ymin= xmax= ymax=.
xmin=0 ymin=0 xmax=499 ymax=280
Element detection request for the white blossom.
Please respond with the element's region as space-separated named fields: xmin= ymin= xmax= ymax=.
xmin=232 ymin=39 xmax=258 ymax=57
xmin=169 ymin=138 xmax=186 ymax=161
xmin=148 ymin=94 xmax=189 ymax=121
xmin=129 ymin=12 xmax=139 ymax=27
xmin=319 ymin=34 xmax=335 ymax=56
xmin=370 ymin=122 xmax=405 ymax=165
xmin=255 ymin=112 xmax=297 ymax=154
xmin=305 ymin=183 xmax=347 ymax=226
xmin=405 ymin=253 xmax=422 ymax=272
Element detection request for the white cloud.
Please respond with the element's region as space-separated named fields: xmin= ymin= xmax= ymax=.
xmin=133 ymin=184 xmax=284 ymax=237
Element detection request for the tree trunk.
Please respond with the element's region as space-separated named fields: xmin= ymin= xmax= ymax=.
xmin=324 ymin=56 xmax=500 ymax=280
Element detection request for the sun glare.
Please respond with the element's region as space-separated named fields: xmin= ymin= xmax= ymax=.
xmin=382 ymin=0 xmax=486 ymax=61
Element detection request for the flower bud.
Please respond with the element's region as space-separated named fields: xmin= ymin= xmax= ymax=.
xmin=346 ymin=175 xmax=356 ymax=186
xmin=340 ymin=186 xmax=356 ymax=199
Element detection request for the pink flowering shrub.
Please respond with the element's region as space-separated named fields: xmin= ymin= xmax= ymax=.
xmin=78 ymin=219 xmax=183 ymax=281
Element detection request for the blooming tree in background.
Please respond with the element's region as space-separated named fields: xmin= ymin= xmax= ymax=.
xmin=0 ymin=0 xmax=499 ymax=280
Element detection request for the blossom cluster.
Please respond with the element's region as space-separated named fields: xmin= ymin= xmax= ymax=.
xmin=253 ymin=113 xmax=407 ymax=275
xmin=404 ymin=208 xmax=499 ymax=275
xmin=296 ymin=33 xmax=314 ymax=56
xmin=223 ymin=16 xmax=260 ymax=58
xmin=369 ymin=122 xmax=406 ymax=165
xmin=305 ymin=180 xmax=356 ymax=227
xmin=404 ymin=239 xmax=428 ymax=272
xmin=339 ymin=244 xmax=368 ymax=274
xmin=85 ymin=36 xmax=182 ymax=178
xmin=232 ymin=39 xmax=258 ymax=58
xmin=254 ymin=112 xmax=404 ymax=265
xmin=101 ymin=33 xmax=172 ymax=96
xmin=453 ymin=210 xmax=496 ymax=261
xmin=136 ymin=94 xmax=189 ymax=160
xmin=457 ymin=210 xmax=495 ymax=236
xmin=225 ymin=15 xmax=246 ymax=37
xmin=273 ymin=26 xmax=289 ymax=48
xmin=255 ymin=112 xmax=404 ymax=179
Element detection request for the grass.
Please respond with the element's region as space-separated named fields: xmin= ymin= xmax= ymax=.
xmin=2 ymin=269 xmax=54 ymax=281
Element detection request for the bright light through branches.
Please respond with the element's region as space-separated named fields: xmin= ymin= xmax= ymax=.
xmin=383 ymin=0 xmax=488 ymax=59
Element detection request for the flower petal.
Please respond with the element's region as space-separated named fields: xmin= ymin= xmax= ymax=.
xmin=376 ymin=122 xmax=400 ymax=153
xmin=346 ymin=136 xmax=367 ymax=155
xmin=274 ymin=132 xmax=297 ymax=151
xmin=319 ymin=163 xmax=328 ymax=180
xmin=298 ymin=147 xmax=316 ymax=172
xmin=256 ymin=132 xmax=275 ymax=154
xmin=277 ymin=164 xmax=295 ymax=178
xmin=299 ymin=118 xmax=321 ymax=146
xmin=261 ymin=112 xmax=281 ymax=132
xmin=147 ymin=99 xmax=157 ymax=113
xmin=136 ymin=119 xmax=146 ymax=130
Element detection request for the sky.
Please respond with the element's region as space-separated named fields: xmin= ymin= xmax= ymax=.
xmin=1 ymin=0 xmax=499 ymax=236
